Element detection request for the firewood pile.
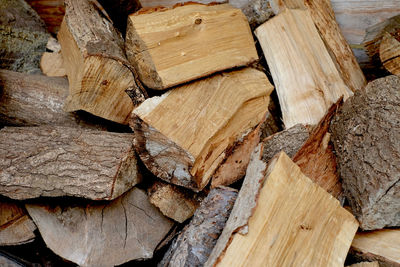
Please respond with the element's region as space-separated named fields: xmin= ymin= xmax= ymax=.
xmin=0 ymin=0 xmax=399 ymax=266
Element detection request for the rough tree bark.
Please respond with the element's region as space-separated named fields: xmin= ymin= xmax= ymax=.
xmin=330 ymin=75 xmax=400 ymax=230
xmin=0 ymin=126 xmax=140 ymax=200
xmin=25 ymin=0 xmax=65 ymax=34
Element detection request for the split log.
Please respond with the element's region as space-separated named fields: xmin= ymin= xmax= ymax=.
xmin=255 ymin=9 xmax=352 ymax=128
xmin=0 ymin=126 xmax=141 ymax=200
xmin=25 ymin=0 xmax=65 ymax=34
xmin=293 ymin=100 xmax=343 ymax=200
xmin=58 ymin=0 xmax=146 ymax=124
xmin=268 ymin=0 xmax=366 ymax=92
xmin=26 ymin=187 xmax=174 ymax=266
xmin=0 ymin=200 xmax=36 ymax=246
xmin=207 ymin=151 xmax=358 ymax=266
xmin=40 ymin=52 xmax=66 ymax=77
xmin=347 ymin=262 xmax=380 ymax=267
xmin=364 ymin=15 xmax=400 ymax=76
xmin=330 ymin=75 xmax=400 ymax=230
xmin=131 ymin=68 xmax=273 ymax=191
xmin=0 ymin=0 xmax=49 ymax=74
xmin=350 ymin=229 xmax=400 ymax=267
xmin=0 ymin=69 xmax=103 ymax=129
xmin=125 ymin=3 xmax=258 ymax=90
xmin=148 ymin=181 xmax=203 ymax=223
xmin=159 ymin=187 xmax=237 ymax=267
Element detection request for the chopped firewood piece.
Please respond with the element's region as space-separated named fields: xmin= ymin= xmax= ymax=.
xmin=131 ymin=68 xmax=273 ymax=191
xmin=331 ymin=75 xmax=400 ymax=230
xmin=380 ymin=31 xmax=400 ymax=75
xmin=25 ymin=0 xmax=65 ymax=34
xmin=207 ymin=152 xmax=358 ymax=266
xmin=126 ymin=3 xmax=258 ymax=90
xmin=293 ymin=100 xmax=343 ymax=200
xmin=350 ymin=229 xmax=400 ymax=266
xmin=347 ymin=262 xmax=380 ymax=267
xmin=58 ymin=0 xmax=146 ymax=124
xmin=148 ymin=181 xmax=203 ymax=223
xmin=255 ymin=8 xmax=352 ymax=128
xmin=160 ymin=187 xmax=237 ymax=267
xmin=40 ymin=52 xmax=66 ymax=77
xmin=0 ymin=0 xmax=49 ymax=74
xmin=26 ymin=187 xmax=174 ymax=266
xmin=0 ymin=126 xmax=140 ymax=200
xmin=0 ymin=70 xmax=104 ymax=129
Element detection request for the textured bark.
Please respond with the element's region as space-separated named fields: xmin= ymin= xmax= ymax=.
xmin=26 ymin=0 xmax=65 ymax=34
xmin=0 ymin=69 xmax=103 ymax=129
xmin=26 ymin=187 xmax=174 ymax=266
xmin=0 ymin=0 xmax=49 ymax=74
xmin=347 ymin=262 xmax=380 ymax=267
xmin=240 ymin=0 xmax=274 ymax=29
xmin=0 ymin=126 xmax=140 ymax=200
xmin=58 ymin=0 xmax=146 ymax=124
xmin=148 ymin=180 xmax=203 ymax=223
xmin=331 ymin=75 xmax=400 ymax=230
xmin=159 ymin=187 xmax=237 ymax=267
xmin=293 ymin=100 xmax=344 ymax=200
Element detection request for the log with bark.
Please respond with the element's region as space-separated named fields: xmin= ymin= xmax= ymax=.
xmin=206 ymin=151 xmax=358 ymax=266
xmin=0 ymin=0 xmax=50 ymax=74
xmin=0 ymin=126 xmax=141 ymax=200
xmin=125 ymin=3 xmax=258 ymax=90
xmin=159 ymin=187 xmax=237 ymax=267
xmin=330 ymin=75 xmax=400 ymax=230
xmin=255 ymin=8 xmax=352 ymax=128
xmin=25 ymin=0 xmax=65 ymax=34
xmin=350 ymin=229 xmax=400 ymax=267
xmin=131 ymin=68 xmax=273 ymax=191
xmin=58 ymin=0 xmax=146 ymax=124
xmin=26 ymin=187 xmax=174 ymax=266
xmin=148 ymin=181 xmax=203 ymax=223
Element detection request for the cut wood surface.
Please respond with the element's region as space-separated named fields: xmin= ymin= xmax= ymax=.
xmin=0 ymin=0 xmax=49 ymax=74
xmin=293 ymin=100 xmax=343 ymax=200
xmin=26 ymin=0 xmax=65 ymax=34
xmin=131 ymin=68 xmax=273 ymax=191
xmin=148 ymin=180 xmax=202 ymax=223
xmin=26 ymin=187 xmax=174 ymax=266
xmin=0 ymin=126 xmax=140 ymax=200
xmin=331 ymin=75 xmax=400 ymax=230
xmin=347 ymin=262 xmax=380 ymax=267
xmin=0 ymin=69 xmax=104 ymax=129
xmin=40 ymin=52 xmax=66 ymax=77
xmin=212 ymin=152 xmax=358 ymax=267
xmin=159 ymin=187 xmax=237 ymax=267
xmin=126 ymin=3 xmax=258 ymax=90
xmin=58 ymin=0 xmax=146 ymax=124
xmin=351 ymin=229 xmax=400 ymax=267
xmin=380 ymin=31 xmax=400 ymax=75
xmin=255 ymin=9 xmax=352 ymax=128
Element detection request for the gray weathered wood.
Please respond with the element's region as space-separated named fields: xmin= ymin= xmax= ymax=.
xmin=0 ymin=126 xmax=140 ymax=200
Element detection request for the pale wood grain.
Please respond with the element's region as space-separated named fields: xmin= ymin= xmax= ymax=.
xmin=380 ymin=31 xmax=400 ymax=75
xmin=40 ymin=52 xmax=66 ymax=77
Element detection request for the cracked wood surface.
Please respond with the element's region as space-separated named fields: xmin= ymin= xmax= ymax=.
xmin=58 ymin=0 xmax=146 ymax=124
xmin=126 ymin=3 xmax=258 ymax=90
xmin=131 ymin=68 xmax=273 ymax=191
xmin=159 ymin=187 xmax=237 ymax=267
xmin=211 ymin=152 xmax=358 ymax=267
xmin=255 ymin=8 xmax=352 ymax=128
xmin=0 ymin=126 xmax=140 ymax=200
xmin=331 ymin=75 xmax=400 ymax=230
xmin=26 ymin=187 xmax=174 ymax=266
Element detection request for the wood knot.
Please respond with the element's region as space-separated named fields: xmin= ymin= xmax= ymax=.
xmin=101 ymin=80 xmax=109 ymax=86
xmin=195 ymin=18 xmax=202 ymax=25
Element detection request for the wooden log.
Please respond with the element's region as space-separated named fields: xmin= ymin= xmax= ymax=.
xmin=330 ymin=75 xmax=400 ymax=230
xmin=0 ymin=126 xmax=141 ymax=200
xmin=240 ymin=0 xmax=274 ymax=29
xmin=207 ymin=151 xmax=358 ymax=267
xmin=293 ymin=100 xmax=343 ymax=200
xmin=58 ymin=0 xmax=146 ymax=124
xmin=350 ymin=229 xmax=400 ymax=267
xmin=0 ymin=0 xmax=50 ymax=74
xmin=347 ymin=262 xmax=380 ymax=267
xmin=380 ymin=31 xmax=400 ymax=76
xmin=25 ymin=0 xmax=65 ymax=34
xmin=40 ymin=52 xmax=66 ymax=77
xmin=159 ymin=187 xmax=237 ymax=267
xmin=131 ymin=68 xmax=273 ymax=191
xmin=26 ymin=187 xmax=174 ymax=266
xmin=0 ymin=200 xmax=36 ymax=246
xmin=148 ymin=180 xmax=203 ymax=223
xmin=0 ymin=69 xmax=104 ymax=129
xmin=125 ymin=3 xmax=258 ymax=90
xmin=255 ymin=9 xmax=352 ymax=128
